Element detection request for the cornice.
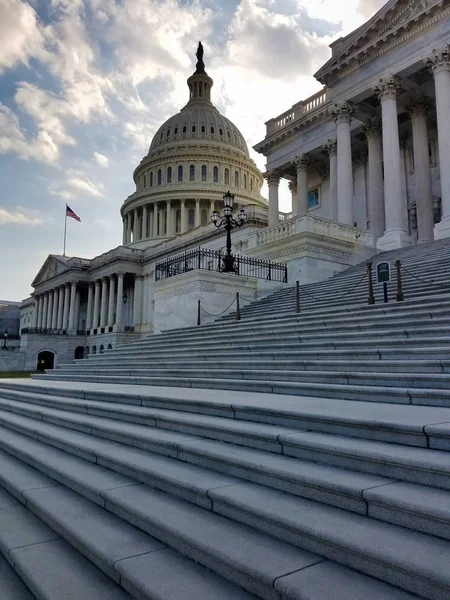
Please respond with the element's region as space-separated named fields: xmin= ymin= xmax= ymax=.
xmin=319 ymin=2 xmax=449 ymax=87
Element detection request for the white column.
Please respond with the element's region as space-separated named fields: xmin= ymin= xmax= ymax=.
xmin=51 ymin=288 xmax=59 ymax=329
xmin=126 ymin=213 xmax=132 ymax=244
xmin=288 ymin=181 xmax=298 ymax=216
xmin=31 ymin=296 xmax=39 ymax=328
xmin=363 ymin=118 xmax=385 ymax=240
xmin=46 ymin=291 xmax=53 ymax=330
xmin=74 ymin=289 xmax=80 ymax=331
xmin=92 ymin=280 xmax=101 ymax=330
xmin=374 ymin=76 xmax=411 ymax=249
xmin=100 ymin=277 xmax=108 ymax=328
xmin=209 ymin=199 xmax=215 ymax=219
xmin=86 ymin=284 xmax=94 ymax=330
xmin=133 ymin=275 xmax=143 ymax=327
xmin=294 ymin=155 xmax=309 ymax=216
xmin=68 ymin=281 xmax=77 ymax=331
xmin=108 ymin=275 xmax=115 ymax=327
xmin=115 ymin=272 xmax=124 ymax=328
xmin=426 ymin=45 xmax=450 ymax=238
xmin=266 ymin=170 xmax=280 ymax=226
xmin=133 ymin=209 xmax=139 ymax=242
xmin=142 ymin=274 xmax=148 ymax=325
xmin=142 ymin=205 xmax=147 ymax=239
xmin=57 ymin=286 xmax=64 ymax=331
xmin=323 ymin=139 xmax=338 ymax=221
xmin=180 ymin=200 xmax=187 ymax=233
xmin=42 ymin=293 xmax=48 ymax=329
xmin=332 ymin=101 xmax=354 ymax=226
xmin=63 ymin=284 xmax=70 ymax=330
xmin=195 ymin=199 xmax=200 ymax=228
xmin=153 ymin=203 xmax=159 ymax=237
xmin=122 ymin=216 xmax=127 ymax=245
xmin=407 ymin=100 xmax=434 ymax=242
xmin=167 ymin=200 xmax=173 ymax=236
xmin=36 ymin=295 xmax=42 ymax=329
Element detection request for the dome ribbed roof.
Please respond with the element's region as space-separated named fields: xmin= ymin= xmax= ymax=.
xmin=148 ymin=47 xmax=249 ymax=156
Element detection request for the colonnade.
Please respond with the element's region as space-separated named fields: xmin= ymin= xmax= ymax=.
xmin=265 ymin=45 xmax=450 ymax=246
xmin=123 ymin=199 xmax=218 ymax=244
xmin=32 ymin=281 xmax=78 ymax=332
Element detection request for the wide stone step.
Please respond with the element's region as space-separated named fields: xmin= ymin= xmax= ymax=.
xmin=0 ymin=426 xmax=417 ymax=600
xmin=0 ymin=551 xmax=35 ymax=600
xmin=0 ymin=485 xmax=131 ymax=600
xmin=0 ymin=449 xmax=257 ymax=600
xmin=0 ymin=420 xmax=440 ymax=598
xmin=2 ymin=381 xmax=450 ymax=448
xmin=54 ymin=366 xmax=450 ymax=390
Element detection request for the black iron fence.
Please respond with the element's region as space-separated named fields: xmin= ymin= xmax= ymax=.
xmin=21 ymin=328 xmax=67 ymax=335
xmin=155 ymin=247 xmax=288 ymax=283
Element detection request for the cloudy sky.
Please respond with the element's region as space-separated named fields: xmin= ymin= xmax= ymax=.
xmin=1 ymin=0 xmax=386 ymax=300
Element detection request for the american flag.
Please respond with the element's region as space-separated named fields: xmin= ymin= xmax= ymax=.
xmin=66 ymin=205 xmax=81 ymax=222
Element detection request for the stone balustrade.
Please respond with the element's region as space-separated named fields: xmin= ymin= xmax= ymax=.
xmin=266 ymin=88 xmax=329 ymax=136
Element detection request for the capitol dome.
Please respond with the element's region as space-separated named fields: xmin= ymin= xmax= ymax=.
xmin=121 ymin=43 xmax=266 ymax=247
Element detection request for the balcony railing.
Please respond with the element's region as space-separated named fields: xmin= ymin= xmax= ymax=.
xmin=266 ymin=88 xmax=329 ymax=136
xmin=155 ymin=247 xmax=288 ymax=283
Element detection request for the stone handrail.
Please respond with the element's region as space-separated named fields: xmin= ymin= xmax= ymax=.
xmin=266 ymin=88 xmax=329 ymax=136
xmin=249 ymin=214 xmax=373 ymax=248
xmin=90 ymin=246 xmax=144 ymax=268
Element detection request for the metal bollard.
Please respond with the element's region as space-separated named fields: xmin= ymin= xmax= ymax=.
xmin=295 ymin=281 xmax=300 ymax=313
xmin=367 ymin=262 xmax=375 ymax=305
xmin=236 ymin=292 xmax=241 ymax=321
xmin=197 ymin=299 xmax=201 ymax=326
xmin=396 ymin=259 xmax=404 ymax=302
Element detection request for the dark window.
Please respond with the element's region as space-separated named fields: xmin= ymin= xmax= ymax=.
xmin=190 ymin=164 xmax=195 ymax=181
xmin=201 ymin=165 xmax=207 ymax=181
xmin=201 ymin=125 xmax=206 ymax=133
xmin=143 ymin=174 xmax=147 ymax=188
xmin=224 ymin=168 xmax=229 ymax=185
xmin=213 ymin=166 xmax=219 ymax=183
xmin=182 ymin=125 xmax=187 ymax=133
xmin=157 ymin=169 xmax=162 ymax=185
xmin=234 ymin=170 xmax=239 ymax=187
xmin=167 ymin=166 xmax=172 ymax=183
xmin=150 ymin=172 xmax=153 ymax=186
xmin=178 ymin=165 xmax=183 ymax=181
xmin=219 ymin=128 xmax=223 ymax=135
xmin=227 ymin=131 xmax=231 ymax=139
xmin=174 ymin=127 xmax=178 ymax=134
xmin=250 ymin=177 xmax=253 ymax=191
xmin=243 ymin=174 xmax=247 ymax=189
xmin=167 ymin=129 xmax=170 ymax=136
xmin=211 ymin=126 xmax=215 ymax=134
xmin=192 ymin=125 xmax=196 ymax=133
xmin=188 ymin=208 xmax=195 ymax=230
xmin=201 ymin=208 xmax=207 ymax=225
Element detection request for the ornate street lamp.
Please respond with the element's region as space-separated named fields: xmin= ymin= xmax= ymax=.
xmin=2 ymin=331 xmax=7 ymax=350
xmin=212 ymin=191 xmax=247 ymax=273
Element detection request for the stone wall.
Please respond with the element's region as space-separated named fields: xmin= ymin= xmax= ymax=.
xmin=0 ymin=350 xmax=26 ymax=372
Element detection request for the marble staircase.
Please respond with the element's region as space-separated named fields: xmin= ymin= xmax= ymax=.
xmin=1 ymin=239 xmax=450 ymax=598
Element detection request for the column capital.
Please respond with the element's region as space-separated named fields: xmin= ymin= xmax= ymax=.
xmin=265 ymin=169 xmax=281 ymax=186
xmin=331 ymin=101 xmax=354 ymax=124
xmin=288 ymin=180 xmax=297 ymax=194
xmin=405 ymin=97 xmax=431 ymax=117
xmin=293 ymin=154 xmax=310 ymax=172
xmin=425 ymin=44 xmax=450 ymax=75
xmin=362 ymin=117 xmax=382 ymax=139
xmin=322 ymin=138 xmax=337 ymax=157
xmin=373 ymin=75 xmax=402 ymax=101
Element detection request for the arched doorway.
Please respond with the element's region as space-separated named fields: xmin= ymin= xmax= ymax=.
xmin=74 ymin=346 xmax=84 ymax=360
xmin=37 ymin=350 xmax=55 ymax=371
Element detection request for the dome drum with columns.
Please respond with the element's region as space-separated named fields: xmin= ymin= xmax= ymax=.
xmin=121 ymin=48 xmax=266 ymax=247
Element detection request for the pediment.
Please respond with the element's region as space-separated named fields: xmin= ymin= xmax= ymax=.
xmin=32 ymin=255 xmax=70 ymax=287
xmin=315 ymin=0 xmax=443 ymax=83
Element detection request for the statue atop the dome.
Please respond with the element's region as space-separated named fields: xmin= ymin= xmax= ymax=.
xmin=195 ymin=41 xmax=205 ymax=73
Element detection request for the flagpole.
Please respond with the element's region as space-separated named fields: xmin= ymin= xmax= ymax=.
xmin=63 ymin=205 xmax=67 ymax=257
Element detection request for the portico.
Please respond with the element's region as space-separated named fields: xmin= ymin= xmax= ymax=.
xmin=255 ymin=0 xmax=450 ymax=250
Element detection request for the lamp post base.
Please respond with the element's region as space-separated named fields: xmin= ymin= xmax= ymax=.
xmin=222 ymin=254 xmax=236 ymax=273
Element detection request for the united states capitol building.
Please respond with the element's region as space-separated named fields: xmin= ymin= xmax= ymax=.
xmin=16 ymin=0 xmax=450 ymax=370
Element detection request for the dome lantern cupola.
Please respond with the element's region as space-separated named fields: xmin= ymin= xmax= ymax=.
xmin=187 ymin=41 xmax=213 ymax=105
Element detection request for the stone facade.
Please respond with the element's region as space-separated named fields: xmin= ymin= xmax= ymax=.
xmin=254 ymin=0 xmax=450 ymax=250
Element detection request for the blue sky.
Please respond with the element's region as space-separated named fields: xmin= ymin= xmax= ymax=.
xmin=0 ymin=0 xmax=385 ymax=300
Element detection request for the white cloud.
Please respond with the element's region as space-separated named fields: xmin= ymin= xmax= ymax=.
xmin=67 ymin=177 xmax=104 ymax=197
xmin=0 ymin=206 xmax=43 ymax=226
xmin=94 ymin=152 xmax=109 ymax=167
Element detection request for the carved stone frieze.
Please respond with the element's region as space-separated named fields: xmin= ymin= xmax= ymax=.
xmin=322 ymin=139 xmax=337 ymax=157
xmin=362 ymin=117 xmax=382 ymax=139
xmin=293 ymin=154 xmax=310 ymax=172
xmin=331 ymin=101 xmax=354 ymax=124
xmin=262 ymin=242 xmax=352 ymax=263
xmin=425 ymin=44 xmax=450 ymax=74
xmin=373 ymin=75 xmax=402 ymax=101
xmin=154 ymin=279 xmax=255 ymax=300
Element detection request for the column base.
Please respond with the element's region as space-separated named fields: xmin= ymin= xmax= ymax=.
xmin=113 ymin=324 xmax=125 ymax=333
xmin=434 ymin=217 xmax=450 ymax=240
xmin=376 ymin=229 xmax=414 ymax=252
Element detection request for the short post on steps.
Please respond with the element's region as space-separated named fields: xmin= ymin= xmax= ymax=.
xmin=367 ymin=262 xmax=375 ymax=305
xmin=295 ymin=281 xmax=300 ymax=313
xmin=197 ymin=299 xmax=201 ymax=326
xmin=236 ymin=292 xmax=241 ymax=321
xmin=396 ymin=259 xmax=404 ymax=302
